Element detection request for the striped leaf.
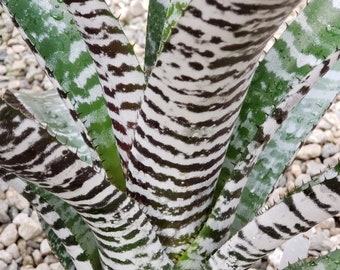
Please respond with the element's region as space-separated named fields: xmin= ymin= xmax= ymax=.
xmin=231 ymin=57 xmax=340 ymax=236
xmin=0 ymin=169 xmax=89 ymax=269
xmin=0 ymin=0 xmax=125 ymax=189
xmin=0 ymin=99 xmax=172 ymax=269
xmin=178 ymin=0 xmax=340 ymax=264
xmin=4 ymin=89 xmax=92 ymax=164
xmin=126 ymin=0 xmax=301 ymax=258
xmin=208 ymin=169 xmax=340 ymax=269
xmin=63 ymin=0 xmax=146 ymax=175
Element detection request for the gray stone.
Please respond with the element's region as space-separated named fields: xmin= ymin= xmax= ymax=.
xmin=7 ymin=261 xmax=18 ymax=270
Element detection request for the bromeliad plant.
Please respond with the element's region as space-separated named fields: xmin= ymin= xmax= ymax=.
xmin=0 ymin=0 xmax=340 ymax=269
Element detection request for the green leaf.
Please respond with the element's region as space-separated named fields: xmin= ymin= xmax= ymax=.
xmin=1 ymin=0 xmax=125 ymax=190
xmin=27 ymin=183 xmax=101 ymax=270
xmin=40 ymin=219 xmax=76 ymax=270
xmin=231 ymin=57 xmax=340 ymax=236
xmin=283 ymin=249 xmax=340 ymax=270
xmin=145 ymin=0 xmax=170 ymax=76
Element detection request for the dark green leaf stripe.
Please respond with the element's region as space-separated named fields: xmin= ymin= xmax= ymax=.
xmin=0 ymin=0 xmax=125 ymax=189
xmin=0 ymin=100 xmax=172 ymax=269
xmin=126 ymin=0 xmax=301 ymax=258
xmin=145 ymin=0 xmax=170 ymax=76
xmin=209 ymin=171 xmax=340 ymax=269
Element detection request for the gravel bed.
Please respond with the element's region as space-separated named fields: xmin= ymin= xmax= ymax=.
xmin=0 ymin=1 xmax=339 ymax=269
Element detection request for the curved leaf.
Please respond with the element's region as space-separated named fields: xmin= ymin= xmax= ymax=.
xmin=209 ymin=170 xmax=340 ymax=269
xmin=0 ymin=0 xmax=125 ymax=189
xmin=0 ymin=99 xmax=172 ymax=269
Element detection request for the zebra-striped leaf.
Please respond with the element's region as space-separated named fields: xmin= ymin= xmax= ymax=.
xmin=283 ymin=248 xmax=340 ymax=270
xmin=178 ymin=0 xmax=340 ymax=264
xmin=127 ymin=0 xmax=301 ymax=258
xmin=3 ymin=89 xmax=92 ymax=164
xmin=0 ymin=99 xmax=172 ymax=269
xmin=63 ymin=0 xmax=146 ymax=176
xmin=208 ymin=169 xmax=340 ymax=269
xmin=0 ymin=0 xmax=125 ymax=189
xmin=231 ymin=58 xmax=340 ymax=237
xmin=0 ymin=170 xmax=94 ymax=270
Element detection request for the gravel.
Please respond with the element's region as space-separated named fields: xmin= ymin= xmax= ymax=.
xmin=0 ymin=1 xmax=339 ymax=269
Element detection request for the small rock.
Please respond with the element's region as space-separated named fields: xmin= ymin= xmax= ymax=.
xmin=17 ymin=239 xmax=27 ymax=256
xmin=13 ymin=213 xmax=29 ymax=225
xmin=43 ymin=255 xmax=58 ymax=265
xmin=306 ymin=161 xmax=327 ymax=177
xmin=317 ymin=118 xmax=333 ymax=130
xmin=7 ymin=80 xmax=21 ymax=90
xmin=40 ymin=239 xmax=52 ymax=256
xmin=36 ymin=263 xmax=50 ymax=270
xmin=296 ymin=144 xmax=322 ymax=160
xmin=6 ymin=243 xmax=20 ymax=259
xmin=7 ymin=261 xmax=18 ymax=270
xmin=22 ymin=255 xmax=34 ymax=266
xmin=321 ymin=143 xmax=339 ymax=158
xmin=11 ymin=45 xmax=26 ymax=53
xmin=0 ymin=65 xmax=6 ymax=75
xmin=310 ymin=230 xmax=336 ymax=251
xmin=0 ymin=250 xmax=13 ymax=264
xmin=11 ymin=60 xmax=26 ymax=71
xmin=324 ymin=111 xmax=340 ymax=127
xmin=294 ymin=174 xmax=311 ymax=187
xmin=324 ymin=152 xmax=340 ymax=167
xmin=290 ymin=163 xmax=302 ymax=178
xmin=32 ymin=249 xmax=42 ymax=265
xmin=0 ymin=224 xmax=18 ymax=247
xmin=0 ymin=201 xmax=10 ymax=223
xmin=6 ymin=187 xmax=29 ymax=210
xmin=50 ymin=262 xmax=64 ymax=270
xmin=306 ymin=129 xmax=327 ymax=144
xmin=0 ymin=260 xmax=7 ymax=270
xmin=18 ymin=218 xmax=43 ymax=240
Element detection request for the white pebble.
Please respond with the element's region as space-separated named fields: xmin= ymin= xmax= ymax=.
xmin=40 ymin=239 xmax=52 ymax=256
xmin=0 ymin=250 xmax=13 ymax=264
xmin=0 ymin=224 xmax=18 ymax=247
xmin=36 ymin=263 xmax=50 ymax=270
xmin=6 ymin=187 xmax=29 ymax=210
xmin=296 ymin=144 xmax=322 ymax=160
xmin=6 ymin=243 xmax=20 ymax=259
xmin=18 ymin=218 xmax=43 ymax=240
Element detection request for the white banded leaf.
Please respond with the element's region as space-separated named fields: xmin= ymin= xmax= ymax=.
xmin=208 ymin=170 xmax=340 ymax=269
xmin=127 ymin=0 xmax=301 ymax=258
xmin=0 ymin=0 xmax=125 ymax=189
xmin=0 ymin=99 xmax=172 ymax=269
